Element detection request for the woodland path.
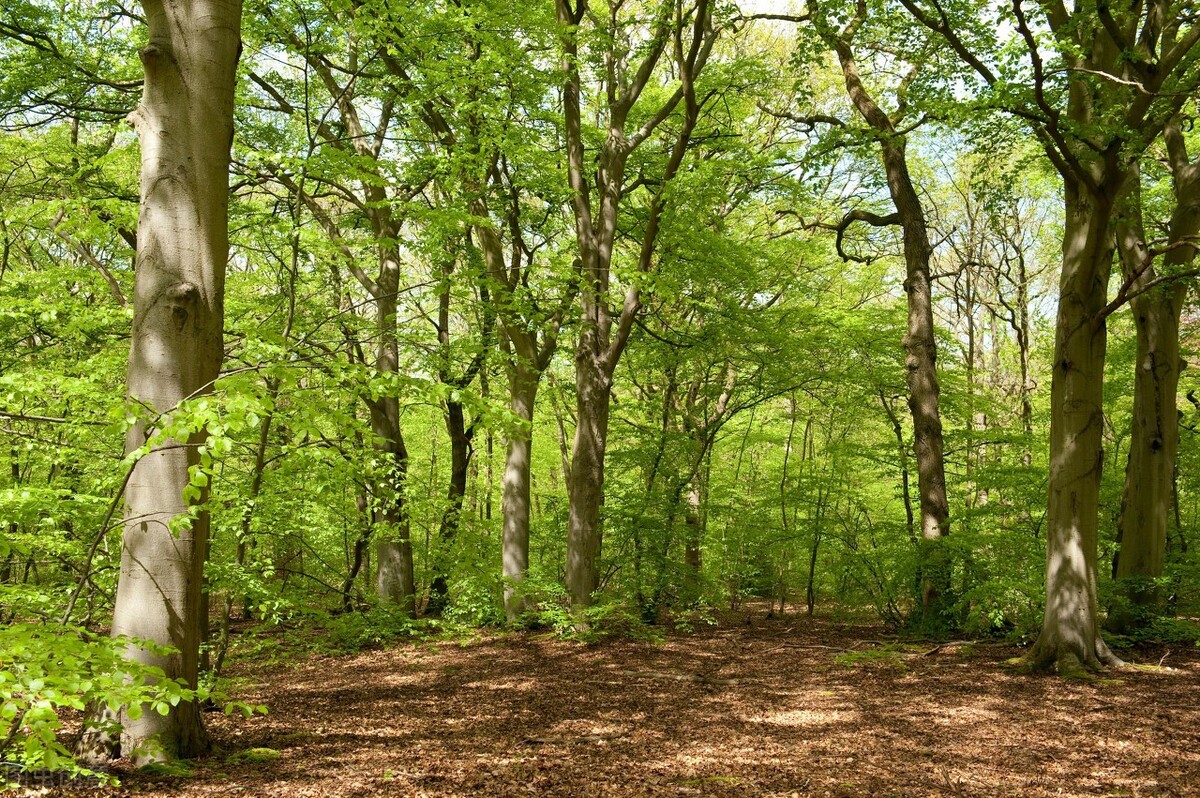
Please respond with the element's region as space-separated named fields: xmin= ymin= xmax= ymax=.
xmin=88 ymin=613 xmax=1200 ymax=797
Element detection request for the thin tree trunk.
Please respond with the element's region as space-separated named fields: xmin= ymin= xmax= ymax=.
xmin=427 ymin=400 xmax=474 ymax=615
xmin=236 ymin=391 xmax=274 ymax=619
xmin=341 ymin=492 xmax=372 ymax=612
xmin=683 ymin=479 xmax=704 ymax=575
xmin=82 ymin=0 xmax=241 ymax=765
xmin=818 ymin=5 xmax=951 ymax=623
xmin=879 ymin=390 xmax=916 ymax=541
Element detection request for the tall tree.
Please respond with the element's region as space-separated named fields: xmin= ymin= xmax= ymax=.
xmin=87 ymin=0 xmax=242 ymax=762
xmin=251 ymin=3 xmax=425 ymax=612
xmin=902 ymin=0 xmax=1200 ymax=672
xmin=555 ymin=0 xmax=718 ymax=611
xmin=805 ymin=0 xmax=953 ymax=625
xmin=1109 ymin=121 xmax=1200 ymax=632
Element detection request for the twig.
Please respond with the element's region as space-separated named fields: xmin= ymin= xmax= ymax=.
xmin=521 ymin=732 xmax=627 ymax=746
xmin=922 ymin=640 xmax=976 ymax=657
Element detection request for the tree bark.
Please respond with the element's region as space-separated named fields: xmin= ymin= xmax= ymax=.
xmin=1024 ymin=180 xmax=1125 ymax=674
xmin=883 ymin=138 xmax=953 ymax=621
xmin=555 ymin=0 xmax=715 ymax=613
xmin=94 ymin=0 xmax=241 ymax=764
xmin=371 ymin=268 xmax=416 ymax=613
xmin=502 ymin=357 xmax=539 ymax=619
xmin=1109 ymin=135 xmax=1200 ymax=633
xmin=426 ymin=399 xmax=475 ymax=615
xmin=565 ymin=347 xmax=612 ymax=607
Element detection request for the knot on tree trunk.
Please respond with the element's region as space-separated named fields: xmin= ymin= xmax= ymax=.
xmin=165 ymin=281 xmax=200 ymax=332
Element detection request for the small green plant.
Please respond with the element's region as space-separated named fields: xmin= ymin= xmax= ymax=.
xmin=320 ymin=605 xmax=429 ymax=653
xmin=226 ymin=747 xmax=280 ymax=765
xmin=670 ymin=604 xmax=718 ymax=634
xmin=506 ymin=579 xmax=663 ymax=642
xmin=441 ymin=573 xmax=505 ymax=628
xmin=577 ymin=599 xmax=665 ymax=644
xmin=833 ymin=645 xmax=910 ymax=671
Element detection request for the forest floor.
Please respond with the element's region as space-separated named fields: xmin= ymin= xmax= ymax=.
xmin=54 ymin=607 xmax=1200 ymax=797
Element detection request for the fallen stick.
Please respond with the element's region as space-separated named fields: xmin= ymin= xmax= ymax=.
xmin=521 ymin=732 xmax=627 ymax=746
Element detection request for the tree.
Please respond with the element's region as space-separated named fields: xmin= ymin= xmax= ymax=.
xmin=1109 ymin=120 xmax=1200 ymax=632
xmin=902 ymin=0 xmax=1200 ymax=672
xmin=84 ymin=0 xmax=242 ymax=762
xmin=800 ymin=0 xmax=953 ymax=625
xmin=555 ymin=0 xmax=718 ymax=612
xmin=250 ymin=1 xmax=424 ymax=612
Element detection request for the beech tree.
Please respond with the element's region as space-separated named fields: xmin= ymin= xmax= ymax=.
xmin=555 ymin=0 xmax=719 ymax=611
xmin=902 ymin=0 xmax=1200 ymax=672
xmin=1109 ymin=120 xmax=1200 ymax=632
xmin=249 ymin=1 xmax=425 ymax=612
xmin=16 ymin=9 xmax=1200 ymax=781
xmin=84 ymin=0 xmax=242 ymax=762
xmin=793 ymin=0 xmax=953 ymax=625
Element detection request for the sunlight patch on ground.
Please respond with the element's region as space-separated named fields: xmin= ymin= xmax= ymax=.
xmin=743 ymin=707 xmax=862 ymax=727
xmin=461 ymin=678 xmax=535 ymax=691
xmin=931 ymin=705 xmax=1001 ymax=726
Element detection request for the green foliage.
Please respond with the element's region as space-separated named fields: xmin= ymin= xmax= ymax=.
xmin=0 ymin=625 xmax=197 ymax=779
xmin=2 ymin=3 xmax=1197 ymax=764
xmin=138 ymin=760 xmax=196 ymax=778
xmin=319 ymin=607 xmax=430 ymax=654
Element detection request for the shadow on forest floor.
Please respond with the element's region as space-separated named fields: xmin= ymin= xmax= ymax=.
xmin=79 ymin=608 xmax=1200 ymax=797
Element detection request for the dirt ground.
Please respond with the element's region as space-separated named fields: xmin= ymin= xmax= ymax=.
xmin=55 ymin=611 xmax=1200 ymax=797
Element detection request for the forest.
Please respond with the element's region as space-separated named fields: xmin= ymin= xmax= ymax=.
xmin=2 ymin=0 xmax=1200 ymax=794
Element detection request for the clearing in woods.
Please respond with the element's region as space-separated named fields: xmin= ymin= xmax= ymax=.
xmin=73 ymin=611 xmax=1200 ymax=797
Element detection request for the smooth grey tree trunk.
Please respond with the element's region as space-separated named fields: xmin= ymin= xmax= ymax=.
xmin=371 ymin=272 xmax=416 ymax=613
xmin=556 ymin=0 xmax=715 ymax=613
xmin=262 ymin=36 xmax=419 ymax=615
xmin=467 ymin=201 xmax=563 ymax=622
xmin=884 ymin=138 xmax=953 ymax=621
xmin=898 ymin=0 xmax=1200 ymax=677
xmin=502 ymin=359 xmax=539 ymax=619
xmin=565 ymin=346 xmax=612 ymax=606
xmin=91 ymin=0 xmax=241 ymax=764
xmin=816 ymin=1 xmax=952 ymax=623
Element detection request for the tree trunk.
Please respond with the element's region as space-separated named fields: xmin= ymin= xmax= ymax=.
xmin=824 ymin=15 xmax=952 ymax=623
xmin=1024 ymin=181 xmax=1124 ymax=674
xmin=341 ymin=488 xmax=372 ymax=612
xmin=93 ymin=0 xmax=241 ymax=764
xmin=554 ymin=0 xmax=712 ymax=615
xmin=683 ymin=480 xmax=703 ymax=575
xmin=879 ymin=390 xmax=916 ymax=542
xmin=565 ymin=346 xmax=611 ymax=608
xmin=371 ymin=278 xmax=416 ymax=614
xmin=881 ymin=141 xmax=952 ymax=623
xmin=1110 ymin=148 xmax=1200 ymax=633
xmin=502 ymin=359 xmax=539 ymax=620
xmin=236 ymin=395 xmax=274 ymax=619
xmin=427 ymin=400 xmax=474 ymax=615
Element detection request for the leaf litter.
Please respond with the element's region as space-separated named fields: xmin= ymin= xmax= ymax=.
xmin=51 ymin=610 xmax=1200 ymax=797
